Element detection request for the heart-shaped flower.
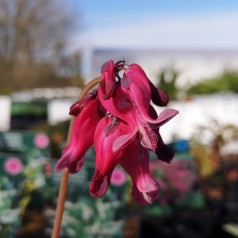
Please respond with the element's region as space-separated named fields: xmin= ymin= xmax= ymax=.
xmin=56 ymin=60 xmax=179 ymax=204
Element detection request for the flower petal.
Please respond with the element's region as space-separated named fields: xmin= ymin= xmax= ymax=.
xmin=138 ymin=123 xmax=158 ymax=151
xmin=154 ymin=130 xmax=174 ymax=163
xmin=89 ymin=116 xmax=132 ymax=197
xmin=98 ymin=84 xmax=138 ymax=151
xmin=150 ymin=84 xmax=169 ymax=106
xmin=120 ymin=139 xmax=159 ymax=203
xmin=100 ymin=60 xmax=116 ymax=99
xmin=69 ymin=89 xmax=98 ymax=116
xmin=132 ymin=183 xmax=159 ymax=205
xmin=125 ymin=64 xmax=169 ymax=106
xmin=89 ymin=170 xmax=111 ymax=198
xmin=124 ymin=64 xmax=151 ymax=95
xmin=98 ymin=84 xmax=132 ymax=118
xmin=148 ymin=108 xmax=179 ymax=128
xmin=120 ymin=76 xmax=177 ymax=128
xmin=56 ymin=99 xmax=101 ymax=173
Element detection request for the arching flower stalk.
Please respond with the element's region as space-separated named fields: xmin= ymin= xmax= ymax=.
xmin=52 ymin=60 xmax=179 ymax=237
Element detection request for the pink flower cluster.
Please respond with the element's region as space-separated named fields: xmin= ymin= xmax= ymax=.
xmin=56 ymin=60 xmax=178 ymax=204
xmin=150 ymin=160 xmax=196 ymax=204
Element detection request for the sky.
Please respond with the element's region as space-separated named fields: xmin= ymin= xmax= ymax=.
xmin=68 ymin=0 xmax=238 ymax=49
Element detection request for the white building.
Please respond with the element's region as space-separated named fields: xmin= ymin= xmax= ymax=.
xmin=80 ymin=48 xmax=238 ymax=89
xmin=161 ymin=93 xmax=238 ymax=143
xmin=0 ymin=96 xmax=11 ymax=131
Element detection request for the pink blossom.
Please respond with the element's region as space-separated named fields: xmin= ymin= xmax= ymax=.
xmin=34 ymin=133 xmax=49 ymax=149
xmin=4 ymin=157 xmax=23 ymax=175
xmin=111 ymin=168 xmax=127 ymax=186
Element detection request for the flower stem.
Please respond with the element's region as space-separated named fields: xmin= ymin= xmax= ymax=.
xmin=51 ymin=77 xmax=101 ymax=238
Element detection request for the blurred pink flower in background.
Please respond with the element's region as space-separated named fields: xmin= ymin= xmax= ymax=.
xmin=150 ymin=160 xmax=196 ymax=204
xmin=34 ymin=133 xmax=49 ymax=149
xmin=110 ymin=167 xmax=127 ymax=186
xmin=4 ymin=157 xmax=23 ymax=175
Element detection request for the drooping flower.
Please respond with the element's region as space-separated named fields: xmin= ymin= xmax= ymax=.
xmin=56 ymin=92 xmax=104 ymax=173
xmin=56 ymin=60 xmax=179 ymax=204
xmin=120 ymin=138 xmax=160 ymax=204
xmin=90 ymin=115 xmax=131 ymax=197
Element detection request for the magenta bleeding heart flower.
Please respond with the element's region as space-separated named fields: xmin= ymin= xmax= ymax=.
xmin=56 ymin=60 xmax=179 ymax=204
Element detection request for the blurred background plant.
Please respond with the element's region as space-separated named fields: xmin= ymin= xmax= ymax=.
xmin=156 ymin=66 xmax=180 ymax=101
xmin=186 ymin=71 xmax=238 ymax=96
xmin=0 ymin=0 xmax=84 ymax=95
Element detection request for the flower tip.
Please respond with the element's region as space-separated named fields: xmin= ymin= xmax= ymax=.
xmin=162 ymin=108 xmax=179 ymax=121
xmin=69 ymin=102 xmax=81 ymax=116
xmin=132 ymin=184 xmax=159 ymax=205
xmin=101 ymin=60 xmax=114 ymax=73
xmin=137 ymin=177 xmax=160 ymax=193
xmin=155 ymin=89 xmax=169 ymax=106
xmin=67 ymin=158 xmax=85 ymax=174
xmin=99 ymin=78 xmax=116 ymax=100
xmin=156 ymin=147 xmax=175 ymax=163
xmin=173 ymin=109 xmax=179 ymax=117
xmin=100 ymin=60 xmax=116 ymax=99
xmin=55 ymin=158 xmax=69 ymax=172
xmin=89 ymin=171 xmax=110 ymax=198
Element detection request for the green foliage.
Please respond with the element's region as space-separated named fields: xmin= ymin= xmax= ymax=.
xmin=156 ymin=67 xmax=179 ymax=100
xmin=187 ymin=70 xmax=238 ymax=95
xmin=63 ymin=197 xmax=124 ymax=238
xmin=0 ymin=131 xmax=51 ymax=237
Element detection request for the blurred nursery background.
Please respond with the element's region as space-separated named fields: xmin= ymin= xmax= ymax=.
xmin=1 ymin=0 xmax=238 ymax=237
